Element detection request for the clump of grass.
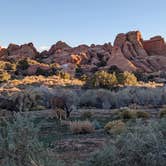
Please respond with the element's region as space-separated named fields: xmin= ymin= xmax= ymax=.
xmin=104 ymin=120 xmax=125 ymax=134
xmin=119 ymin=109 xmax=150 ymax=120
xmin=159 ymin=109 xmax=166 ymax=118
xmin=69 ymin=120 xmax=95 ymax=134
xmin=119 ymin=109 xmax=137 ymax=120
xmin=136 ymin=110 xmax=150 ymax=119
xmin=81 ymin=111 xmax=92 ymax=119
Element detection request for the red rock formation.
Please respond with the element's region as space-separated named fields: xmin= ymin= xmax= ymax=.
xmin=0 ymin=43 xmax=38 ymax=62
xmin=1 ymin=30 xmax=166 ymax=75
xmin=114 ymin=31 xmax=148 ymax=59
xmin=107 ymin=47 xmax=137 ymax=72
xmin=143 ymin=36 xmax=166 ymax=55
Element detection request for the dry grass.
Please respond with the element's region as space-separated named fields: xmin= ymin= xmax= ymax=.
xmin=1 ymin=75 xmax=84 ymax=88
xmin=69 ymin=120 xmax=95 ymax=134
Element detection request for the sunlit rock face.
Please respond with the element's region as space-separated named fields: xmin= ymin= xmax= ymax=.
xmin=1 ymin=30 xmax=166 ymax=74
xmin=113 ymin=31 xmax=166 ymax=72
xmin=143 ymin=36 xmax=166 ymax=55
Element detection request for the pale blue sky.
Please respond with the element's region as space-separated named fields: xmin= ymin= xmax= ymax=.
xmin=0 ymin=0 xmax=165 ymax=50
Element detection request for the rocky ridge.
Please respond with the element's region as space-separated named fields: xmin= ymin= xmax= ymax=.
xmin=1 ymin=31 xmax=166 ymax=75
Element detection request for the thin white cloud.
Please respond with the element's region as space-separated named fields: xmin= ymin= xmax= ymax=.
xmin=37 ymin=46 xmax=50 ymax=52
xmin=0 ymin=46 xmax=6 ymax=48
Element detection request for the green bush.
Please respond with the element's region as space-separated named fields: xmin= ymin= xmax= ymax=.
xmin=75 ymin=65 xmax=84 ymax=78
xmin=16 ymin=59 xmax=30 ymax=70
xmin=79 ymin=120 xmax=166 ymax=166
xmin=36 ymin=67 xmax=50 ymax=76
xmin=108 ymin=65 xmax=122 ymax=74
xmin=117 ymin=71 xmax=138 ymax=85
xmin=85 ymin=71 xmax=118 ymax=88
xmin=0 ymin=114 xmax=64 ymax=166
xmin=0 ymin=70 xmax=11 ymax=82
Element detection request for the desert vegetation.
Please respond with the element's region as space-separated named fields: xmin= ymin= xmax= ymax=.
xmin=0 ymin=66 xmax=166 ymax=166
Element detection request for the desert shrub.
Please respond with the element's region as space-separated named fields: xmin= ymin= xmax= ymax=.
xmin=80 ymin=74 xmax=88 ymax=81
xmin=0 ymin=70 xmax=11 ymax=82
xmin=79 ymin=86 xmax=166 ymax=109
xmin=75 ymin=65 xmax=84 ymax=78
xmin=108 ymin=65 xmax=122 ymax=74
xmin=119 ymin=109 xmax=137 ymax=120
xmin=104 ymin=120 xmax=125 ymax=134
xmin=119 ymin=109 xmax=150 ymax=120
xmin=118 ymin=71 xmax=138 ymax=85
xmin=159 ymin=109 xmax=166 ymax=118
xmin=136 ymin=110 xmax=150 ymax=119
xmin=69 ymin=120 xmax=95 ymax=134
xmin=80 ymin=120 xmax=166 ymax=166
xmin=16 ymin=59 xmax=30 ymax=70
xmin=96 ymin=60 xmax=107 ymax=67
xmin=57 ymin=71 xmax=71 ymax=79
xmin=134 ymin=71 xmax=148 ymax=82
xmin=36 ymin=67 xmax=50 ymax=76
xmin=79 ymin=89 xmax=104 ymax=108
xmin=85 ymin=71 xmax=118 ymax=88
xmin=0 ymin=113 xmax=64 ymax=166
xmin=50 ymin=63 xmax=60 ymax=74
xmin=0 ymin=61 xmax=16 ymax=71
xmin=81 ymin=111 xmax=92 ymax=119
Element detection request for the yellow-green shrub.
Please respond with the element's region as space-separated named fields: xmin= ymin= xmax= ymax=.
xmin=85 ymin=71 xmax=118 ymax=88
xmin=0 ymin=70 xmax=11 ymax=82
xmin=104 ymin=120 xmax=125 ymax=134
xmin=117 ymin=71 xmax=138 ymax=85
xmin=159 ymin=109 xmax=166 ymax=118
xmin=119 ymin=109 xmax=137 ymax=120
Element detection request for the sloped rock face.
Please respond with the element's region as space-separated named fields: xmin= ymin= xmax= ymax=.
xmin=107 ymin=47 xmax=137 ymax=72
xmin=114 ymin=31 xmax=148 ymax=59
xmin=113 ymin=31 xmax=166 ymax=72
xmin=113 ymin=31 xmax=149 ymax=72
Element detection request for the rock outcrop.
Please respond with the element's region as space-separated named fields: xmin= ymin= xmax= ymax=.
xmin=0 ymin=43 xmax=38 ymax=62
xmin=1 ymin=30 xmax=166 ymax=75
xmin=143 ymin=36 xmax=166 ymax=55
xmin=107 ymin=47 xmax=137 ymax=72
